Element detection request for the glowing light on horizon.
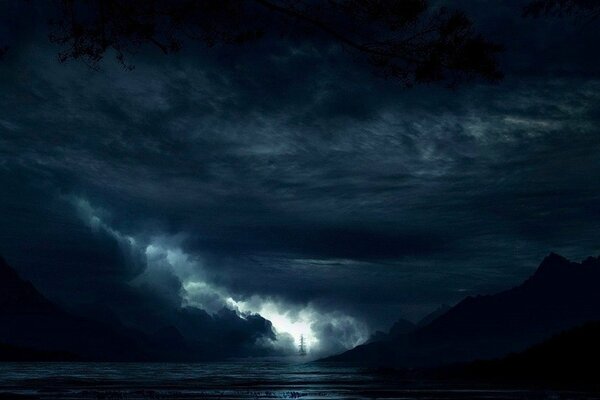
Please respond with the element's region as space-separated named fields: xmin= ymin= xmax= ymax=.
xmin=228 ymin=298 xmax=319 ymax=350
xmin=70 ymin=196 xmax=367 ymax=356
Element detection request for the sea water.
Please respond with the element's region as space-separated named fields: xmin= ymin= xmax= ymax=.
xmin=0 ymin=361 xmax=594 ymax=399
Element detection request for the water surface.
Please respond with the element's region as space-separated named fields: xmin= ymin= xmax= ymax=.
xmin=0 ymin=361 xmax=595 ymax=399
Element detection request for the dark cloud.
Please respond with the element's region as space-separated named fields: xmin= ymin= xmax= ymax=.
xmin=1 ymin=0 xmax=600 ymax=355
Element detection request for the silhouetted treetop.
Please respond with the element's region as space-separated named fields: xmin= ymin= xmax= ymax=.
xmin=46 ymin=0 xmax=502 ymax=86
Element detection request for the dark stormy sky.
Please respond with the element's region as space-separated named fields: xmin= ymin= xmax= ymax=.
xmin=1 ymin=0 xmax=600 ymax=357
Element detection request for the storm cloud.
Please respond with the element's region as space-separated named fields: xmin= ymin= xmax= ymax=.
xmin=1 ymin=0 xmax=600 ymax=357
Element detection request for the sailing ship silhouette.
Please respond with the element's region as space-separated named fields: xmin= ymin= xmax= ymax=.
xmin=298 ymin=334 xmax=307 ymax=356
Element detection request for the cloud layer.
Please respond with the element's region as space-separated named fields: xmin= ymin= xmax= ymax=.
xmin=2 ymin=0 xmax=600 ymax=356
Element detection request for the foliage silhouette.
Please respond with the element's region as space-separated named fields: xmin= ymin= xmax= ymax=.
xmin=44 ymin=0 xmax=502 ymax=86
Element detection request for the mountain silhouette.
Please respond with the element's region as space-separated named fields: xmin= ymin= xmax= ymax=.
xmin=447 ymin=321 xmax=600 ymax=387
xmin=0 ymin=342 xmax=79 ymax=361
xmin=416 ymin=304 xmax=451 ymax=328
xmin=322 ymin=253 xmax=600 ymax=367
xmin=0 ymin=256 xmax=152 ymax=360
xmin=366 ymin=318 xmax=416 ymax=344
xmin=0 ymin=256 xmax=58 ymax=314
xmin=0 ymin=256 xmax=277 ymax=361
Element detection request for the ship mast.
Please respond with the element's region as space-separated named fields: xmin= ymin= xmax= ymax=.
xmin=298 ymin=334 xmax=307 ymax=356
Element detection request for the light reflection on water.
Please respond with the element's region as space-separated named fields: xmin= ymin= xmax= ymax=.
xmin=0 ymin=361 xmax=595 ymax=399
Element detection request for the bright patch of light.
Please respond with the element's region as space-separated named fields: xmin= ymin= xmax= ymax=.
xmin=230 ymin=298 xmax=318 ymax=350
xmin=73 ymin=198 xmax=137 ymax=247
xmin=70 ymin=196 xmax=368 ymax=357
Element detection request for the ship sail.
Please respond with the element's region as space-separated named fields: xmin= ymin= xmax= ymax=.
xmin=298 ymin=334 xmax=307 ymax=356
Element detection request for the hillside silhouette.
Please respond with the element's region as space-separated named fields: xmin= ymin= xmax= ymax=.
xmin=0 ymin=256 xmax=148 ymax=360
xmin=445 ymin=321 xmax=600 ymax=388
xmin=0 ymin=256 xmax=275 ymax=361
xmin=5 ymin=252 xmax=600 ymax=367
xmin=323 ymin=253 xmax=600 ymax=367
xmin=0 ymin=342 xmax=78 ymax=362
